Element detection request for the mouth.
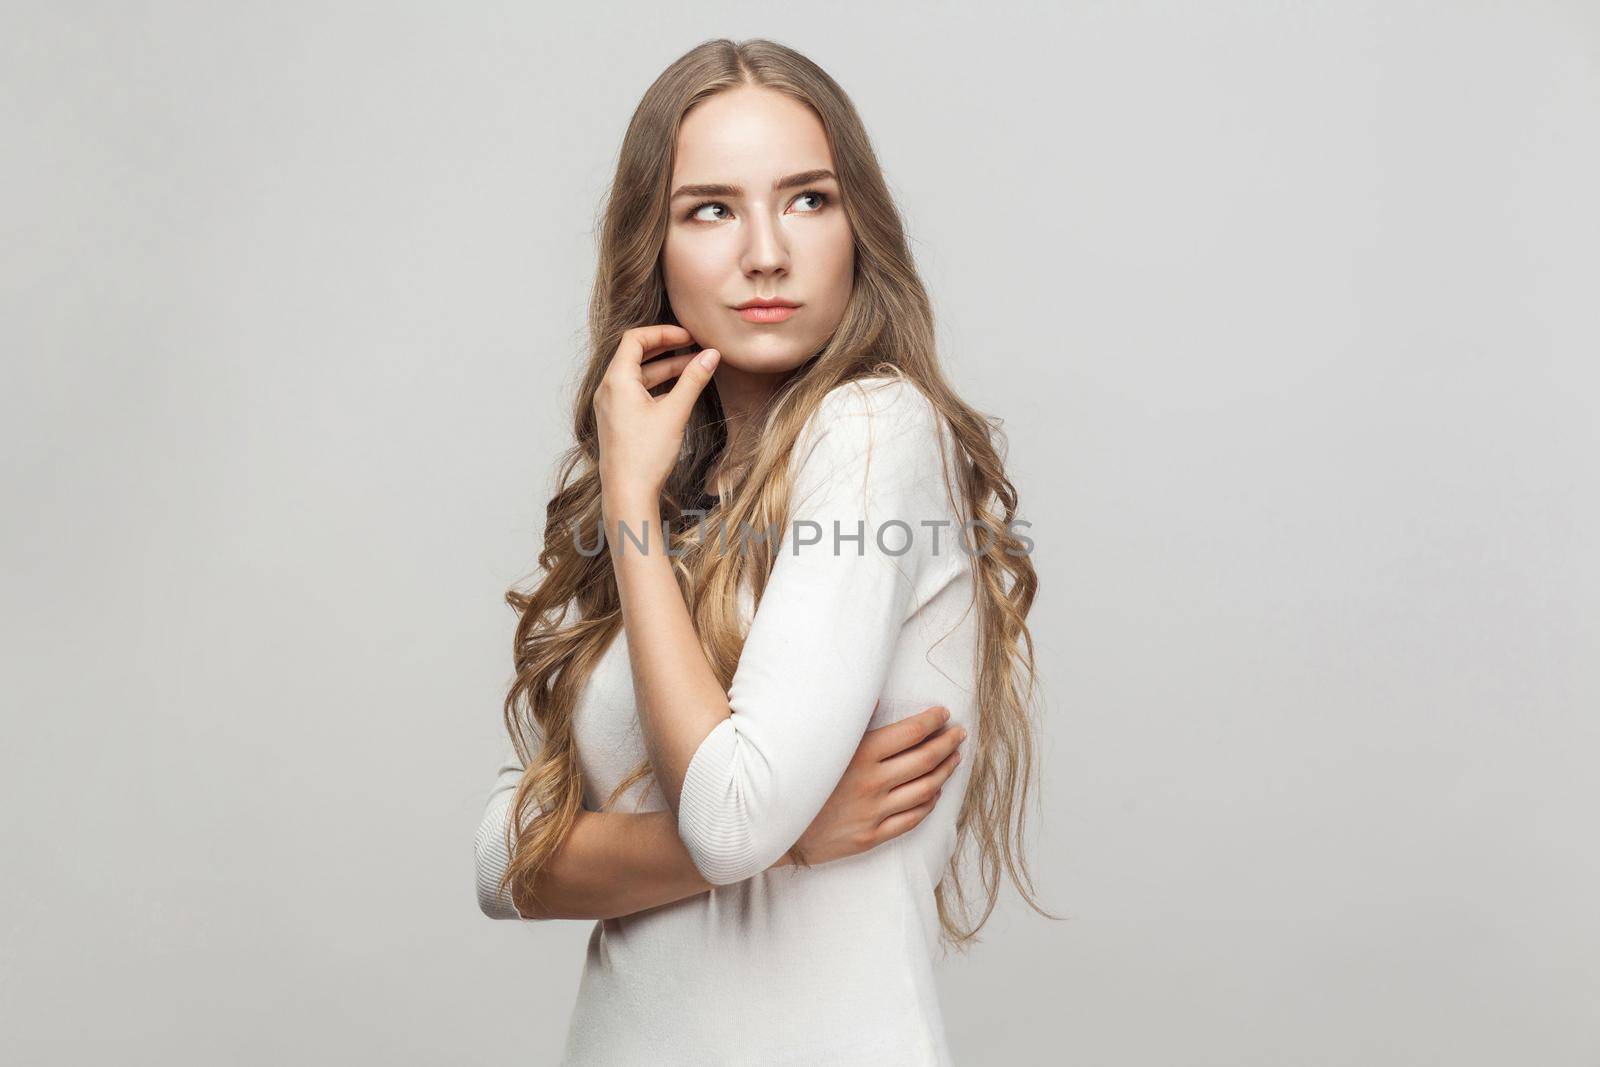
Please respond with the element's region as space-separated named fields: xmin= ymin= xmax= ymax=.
xmin=735 ymin=305 xmax=799 ymax=324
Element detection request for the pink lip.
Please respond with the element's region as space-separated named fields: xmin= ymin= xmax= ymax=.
xmin=737 ymin=305 xmax=798 ymax=323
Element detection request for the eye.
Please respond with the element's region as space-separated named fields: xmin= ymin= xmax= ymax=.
xmin=791 ymin=190 xmax=830 ymax=213
xmin=689 ymin=201 xmax=731 ymax=223
xmin=683 ymin=190 xmax=832 ymax=223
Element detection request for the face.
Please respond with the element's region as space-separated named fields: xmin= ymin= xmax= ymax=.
xmin=662 ymin=85 xmax=855 ymax=377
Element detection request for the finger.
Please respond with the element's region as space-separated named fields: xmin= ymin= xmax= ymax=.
xmin=878 ymin=723 xmax=965 ymax=788
xmin=883 ymin=747 xmax=960 ymax=813
xmin=664 ymin=346 xmax=719 ymax=417
xmin=873 ymin=797 xmax=937 ymax=844
xmin=640 ymin=351 xmax=697 ymax=390
xmin=614 ymin=324 xmax=694 ymax=371
xmin=861 ymin=705 xmax=950 ymax=762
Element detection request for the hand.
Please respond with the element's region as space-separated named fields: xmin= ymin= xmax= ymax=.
xmin=780 ymin=704 xmax=967 ymax=868
xmin=593 ymin=324 xmax=720 ymax=504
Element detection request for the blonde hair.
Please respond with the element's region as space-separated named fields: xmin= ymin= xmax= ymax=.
xmin=497 ymin=37 xmax=1052 ymax=949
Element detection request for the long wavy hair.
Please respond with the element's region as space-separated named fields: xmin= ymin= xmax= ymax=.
xmin=495 ymin=37 xmax=1051 ymax=949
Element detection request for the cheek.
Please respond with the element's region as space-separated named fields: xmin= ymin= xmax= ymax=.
xmin=815 ymin=224 xmax=855 ymax=302
xmin=662 ymin=240 xmax=720 ymax=303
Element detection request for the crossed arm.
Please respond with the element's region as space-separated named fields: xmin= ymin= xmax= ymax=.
xmin=607 ymin=380 xmax=959 ymax=884
xmin=473 ymin=758 xmax=758 ymax=921
xmin=475 ymin=705 xmax=964 ymax=921
xmin=476 ymin=378 xmax=962 ymax=915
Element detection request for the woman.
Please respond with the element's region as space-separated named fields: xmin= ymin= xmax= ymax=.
xmin=474 ymin=38 xmax=1047 ymax=1065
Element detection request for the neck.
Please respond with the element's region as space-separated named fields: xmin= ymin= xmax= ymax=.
xmin=706 ymin=363 xmax=794 ymax=493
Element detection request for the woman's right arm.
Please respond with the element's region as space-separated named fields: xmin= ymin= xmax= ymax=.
xmin=475 ymin=703 xmax=965 ymax=921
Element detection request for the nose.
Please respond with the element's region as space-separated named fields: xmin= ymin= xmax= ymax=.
xmin=738 ymin=205 xmax=790 ymax=279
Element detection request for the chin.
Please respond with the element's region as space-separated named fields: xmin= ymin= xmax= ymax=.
xmin=715 ymin=340 xmax=816 ymax=376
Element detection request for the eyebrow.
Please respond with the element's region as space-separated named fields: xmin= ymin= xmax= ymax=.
xmin=669 ymin=168 xmax=839 ymax=201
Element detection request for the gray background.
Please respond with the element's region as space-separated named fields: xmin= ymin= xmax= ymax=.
xmin=4 ymin=2 xmax=1596 ymax=1064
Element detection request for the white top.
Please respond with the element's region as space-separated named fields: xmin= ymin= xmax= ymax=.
xmin=474 ymin=376 xmax=982 ymax=1066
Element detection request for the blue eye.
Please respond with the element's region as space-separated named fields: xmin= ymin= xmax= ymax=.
xmin=689 ymin=201 xmax=731 ymax=223
xmin=685 ymin=190 xmax=831 ymax=223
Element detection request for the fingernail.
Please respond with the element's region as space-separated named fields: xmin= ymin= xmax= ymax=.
xmin=698 ymin=349 xmax=719 ymax=368
xmin=938 ymin=707 xmax=951 ymax=722
xmin=957 ymin=728 xmax=968 ymax=742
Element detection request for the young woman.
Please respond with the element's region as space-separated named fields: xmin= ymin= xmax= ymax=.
xmin=474 ymin=38 xmax=1047 ymax=1065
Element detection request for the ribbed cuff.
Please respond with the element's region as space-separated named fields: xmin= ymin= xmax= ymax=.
xmin=676 ymin=717 xmax=758 ymax=885
xmin=474 ymin=793 xmax=526 ymax=920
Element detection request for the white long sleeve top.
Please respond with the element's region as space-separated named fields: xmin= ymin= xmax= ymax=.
xmin=474 ymin=376 xmax=982 ymax=1066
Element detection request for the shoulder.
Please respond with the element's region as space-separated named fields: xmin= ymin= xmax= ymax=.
xmin=793 ymin=374 xmax=953 ymax=490
xmin=815 ymin=374 xmax=938 ymax=426
xmin=805 ymin=375 xmax=946 ymax=460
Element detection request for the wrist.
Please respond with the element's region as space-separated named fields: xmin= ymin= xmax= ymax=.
xmin=602 ymin=484 xmax=660 ymax=520
xmin=601 ymin=490 xmax=663 ymax=554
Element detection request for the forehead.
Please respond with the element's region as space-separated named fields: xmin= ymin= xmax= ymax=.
xmin=672 ymin=86 xmax=833 ymax=182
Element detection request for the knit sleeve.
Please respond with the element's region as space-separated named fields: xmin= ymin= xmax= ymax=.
xmin=675 ymin=378 xmax=963 ymax=885
xmin=474 ymin=742 xmax=545 ymax=920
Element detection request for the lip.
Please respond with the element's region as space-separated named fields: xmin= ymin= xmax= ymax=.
xmin=736 ymin=305 xmax=799 ymax=324
xmin=733 ymin=297 xmax=801 ymax=309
